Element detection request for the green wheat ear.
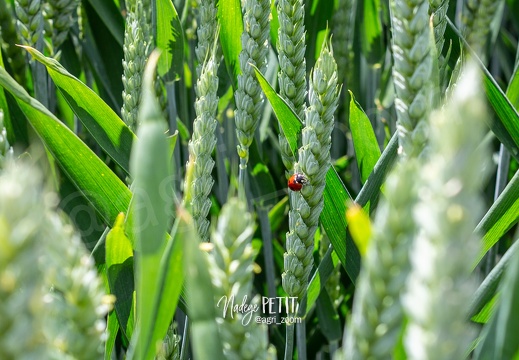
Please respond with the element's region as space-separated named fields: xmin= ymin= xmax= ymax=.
xmin=282 ymin=41 xmax=340 ymax=300
xmin=189 ymin=47 xmax=220 ymax=242
xmin=208 ymin=198 xmax=276 ymax=359
xmin=195 ymin=0 xmax=219 ymax=71
xmin=429 ymin=0 xmax=448 ymax=57
xmin=332 ymin=0 xmax=356 ymax=86
xmin=14 ymin=0 xmax=43 ymax=46
xmin=344 ymin=160 xmax=418 ymax=359
xmin=0 ymin=163 xmax=49 ymax=358
xmin=45 ymin=0 xmax=80 ymax=52
xmin=188 ymin=0 xmax=220 ymax=241
xmin=42 ymin=213 xmax=113 ymax=359
xmin=389 ymin=0 xmax=435 ymax=157
xmin=277 ymin=0 xmax=307 ymax=172
xmin=0 ymin=162 xmax=110 ymax=358
xmin=155 ymin=323 xmax=181 ymax=360
xmin=0 ymin=0 xmax=26 ymax=84
xmin=121 ymin=2 xmax=151 ymax=131
xmin=403 ymin=64 xmax=490 ymax=359
xmin=461 ymin=0 xmax=503 ymax=63
xmin=234 ymin=0 xmax=270 ymax=167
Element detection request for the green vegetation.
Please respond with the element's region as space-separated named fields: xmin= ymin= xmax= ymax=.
xmin=1 ymin=0 xmax=519 ymax=358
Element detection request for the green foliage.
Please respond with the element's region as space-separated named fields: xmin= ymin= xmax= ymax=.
xmin=349 ymin=92 xmax=381 ymax=184
xmin=1 ymin=0 xmax=519 ymax=358
xmin=130 ymin=51 xmax=173 ymax=360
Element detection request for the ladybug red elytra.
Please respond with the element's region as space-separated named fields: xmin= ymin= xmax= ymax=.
xmin=288 ymin=173 xmax=308 ymax=191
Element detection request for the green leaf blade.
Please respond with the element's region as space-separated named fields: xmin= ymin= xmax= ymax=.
xmin=149 ymin=220 xmax=185 ymax=359
xmin=155 ymin=0 xmax=184 ymax=82
xmin=0 ymin=66 xmax=131 ymax=225
xmin=22 ymin=45 xmax=136 ymax=174
xmin=474 ymin=247 xmax=519 ymax=359
xmin=360 ymin=0 xmax=384 ymax=65
xmin=253 ymin=65 xmax=302 ymax=158
xmin=218 ymin=0 xmax=243 ymax=86
xmin=130 ymin=52 xmax=174 ymax=360
xmin=475 ymin=169 xmax=519 ymax=266
xmin=322 ymin=167 xmax=359 ymax=281
xmin=106 ymin=213 xmax=135 ymax=340
xmin=349 ymin=91 xmax=381 ymax=183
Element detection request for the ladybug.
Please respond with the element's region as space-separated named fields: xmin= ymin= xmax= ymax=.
xmin=288 ymin=173 xmax=308 ymax=191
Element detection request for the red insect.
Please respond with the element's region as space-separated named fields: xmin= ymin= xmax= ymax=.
xmin=288 ymin=173 xmax=308 ymax=191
